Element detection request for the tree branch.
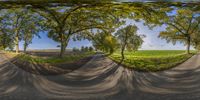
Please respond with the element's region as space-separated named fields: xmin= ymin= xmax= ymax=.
xmin=166 ymin=22 xmax=186 ymax=35
xmin=72 ymin=26 xmax=109 ymax=34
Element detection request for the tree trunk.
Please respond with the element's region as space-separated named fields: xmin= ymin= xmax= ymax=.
xmin=186 ymin=36 xmax=191 ymax=54
xmin=59 ymin=39 xmax=69 ymax=58
xmin=2 ymin=33 xmax=6 ymax=50
xmin=60 ymin=42 xmax=67 ymax=58
xmin=15 ymin=30 xmax=19 ymax=54
xmin=121 ymin=44 xmax=126 ymax=61
xmin=24 ymin=41 xmax=27 ymax=53
xmin=59 ymin=27 xmax=71 ymax=58
xmin=121 ymin=33 xmax=128 ymax=62
xmin=24 ymin=46 xmax=27 ymax=53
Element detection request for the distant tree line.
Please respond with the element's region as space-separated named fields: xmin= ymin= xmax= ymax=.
xmin=72 ymin=46 xmax=94 ymax=52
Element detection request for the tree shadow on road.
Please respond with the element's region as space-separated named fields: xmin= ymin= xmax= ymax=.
xmin=1 ymin=54 xmax=200 ymax=100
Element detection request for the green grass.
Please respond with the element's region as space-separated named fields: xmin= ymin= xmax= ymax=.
xmin=19 ymin=52 xmax=95 ymax=64
xmin=109 ymin=50 xmax=196 ymax=71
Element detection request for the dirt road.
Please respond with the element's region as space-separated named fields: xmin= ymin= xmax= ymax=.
xmin=0 ymin=53 xmax=200 ymax=100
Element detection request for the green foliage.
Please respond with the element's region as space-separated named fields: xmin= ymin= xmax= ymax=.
xmin=0 ymin=32 xmax=14 ymax=50
xmin=34 ymin=4 xmax=125 ymax=57
xmin=110 ymin=50 xmax=195 ymax=71
xmin=72 ymin=47 xmax=80 ymax=52
xmin=0 ymin=2 xmax=199 ymax=56
xmin=0 ymin=8 xmax=43 ymax=52
xmin=92 ymin=32 xmax=118 ymax=54
xmin=115 ymin=25 xmax=144 ymax=51
xmin=21 ymin=10 xmax=43 ymax=52
xmin=89 ymin=46 xmax=93 ymax=51
xmin=81 ymin=46 xmax=89 ymax=52
xmin=192 ymin=32 xmax=200 ymax=51
xmin=0 ymin=10 xmax=14 ymax=50
xmin=115 ymin=25 xmax=144 ymax=59
xmin=158 ymin=8 xmax=200 ymax=53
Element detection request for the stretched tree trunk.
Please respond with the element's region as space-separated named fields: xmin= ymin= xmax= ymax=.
xmin=121 ymin=42 xmax=127 ymax=62
xmin=59 ymin=38 xmax=70 ymax=58
xmin=15 ymin=29 xmax=19 ymax=53
xmin=2 ymin=33 xmax=6 ymax=50
xmin=59 ymin=27 xmax=72 ymax=58
xmin=186 ymin=36 xmax=191 ymax=54
xmin=60 ymin=42 xmax=67 ymax=58
xmin=23 ymin=41 xmax=27 ymax=53
xmin=24 ymin=46 xmax=27 ymax=53
xmin=121 ymin=33 xmax=128 ymax=62
xmin=121 ymin=45 xmax=125 ymax=61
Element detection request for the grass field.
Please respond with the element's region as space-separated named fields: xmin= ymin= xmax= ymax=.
xmin=109 ymin=50 xmax=196 ymax=71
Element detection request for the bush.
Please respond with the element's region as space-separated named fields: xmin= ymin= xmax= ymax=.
xmin=72 ymin=47 xmax=79 ymax=52
xmin=81 ymin=46 xmax=91 ymax=52
xmin=89 ymin=46 xmax=93 ymax=51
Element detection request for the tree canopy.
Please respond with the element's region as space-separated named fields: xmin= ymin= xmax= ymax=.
xmin=0 ymin=1 xmax=199 ymax=57
xmin=115 ymin=25 xmax=144 ymax=60
xmin=159 ymin=8 xmax=200 ymax=54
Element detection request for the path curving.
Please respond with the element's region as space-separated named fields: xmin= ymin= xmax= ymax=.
xmin=0 ymin=52 xmax=200 ymax=100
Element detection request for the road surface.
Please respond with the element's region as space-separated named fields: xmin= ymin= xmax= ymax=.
xmin=0 ymin=52 xmax=200 ymax=100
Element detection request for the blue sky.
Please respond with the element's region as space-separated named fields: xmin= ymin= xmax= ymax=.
xmin=19 ymin=19 xmax=193 ymax=50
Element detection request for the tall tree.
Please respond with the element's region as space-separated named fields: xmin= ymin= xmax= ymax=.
xmin=32 ymin=6 xmax=91 ymax=57
xmin=0 ymin=12 xmax=13 ymax=50
xmin=21 ymin=11 xmax=42 ymax=52
xmin=115 ymin=25 xmax=144 ymax=61
xmin=4 ymin=8 xmax=30 ymax=53
xmin=191 ymin=29 xmax=200 ymax=51
xmin=0 ymin=32 xmax=13 ymax=50
xmin=2 ymin=8 xmax=43 ymax=53
xmin=159 ymin=9 xmax=200 ymax=54
xmin=91 ymin=31 xmax=118 ymax=54
xmin=33 ymin=4 xmax=123 ymax=57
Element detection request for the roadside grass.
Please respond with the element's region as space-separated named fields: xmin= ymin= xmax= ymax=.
xmin=109 ymin=50 xmax=196 ymax=72
xmin=18 ymin=52 xmax=95 ymax=64
xmin=2 ymin=51 xmax=19 ymax=58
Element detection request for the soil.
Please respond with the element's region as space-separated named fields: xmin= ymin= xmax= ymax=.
xmin=12 ymin=56 xmax=93 ymax=76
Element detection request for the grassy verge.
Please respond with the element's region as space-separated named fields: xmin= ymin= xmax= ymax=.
xmin=109 ymin=50 xmax=196 ymax=72
xmin=2 ymin=51 xmax=19 ymax=58
xmin=19 ymin=52 xmax=95 ymax=64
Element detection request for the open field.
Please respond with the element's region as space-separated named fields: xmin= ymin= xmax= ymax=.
xmin=109 ymin=50 xmax=196 ymax=71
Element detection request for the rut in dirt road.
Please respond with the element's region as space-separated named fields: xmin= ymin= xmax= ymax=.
xmin=0 ymin=53 xmax=200 ymax=100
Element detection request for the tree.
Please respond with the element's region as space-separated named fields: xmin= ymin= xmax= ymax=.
xmin=92 ymin=32 xmax=118 ymax=54
xmin=115 ymin=25 xmax=144 ymax=61
xmin=32 ymin=3 xmax=131 ymax=57
xmin=159 ymin=9 xmax=200 ymax=54
xmin=81 ymin=46 xmax=85 ymax=52
xmin=1 ymin=8 xmax=36 ymax=53
xmin=89 ymin=46 xmax=93 ymax=52
xmin=192 ymin=32 xmax=200 ymax=51
xmin=0 ymin=12 xmax=14 ymax=50
xmin=21 ymin=10 xmax=42 ymax=52
xmin=33 ymin=6 xmax=112 ymax=57
xmin=11 ymin=9 xmax=26 ymax=53
xmin=0 ymin=32 xmax=13 ymax=50
xmin=72 ymin=47 xmax=79 ymax=52
xmin=190 ymin=10 xmax=200 ymax=51
xmin=85 ymin=46 xmax=89 ymax=52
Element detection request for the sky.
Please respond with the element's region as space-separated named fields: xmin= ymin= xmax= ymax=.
xmin=19 ymin=19 xmax=194 ymax=50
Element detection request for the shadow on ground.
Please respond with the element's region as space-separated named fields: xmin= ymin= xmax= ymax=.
xmin=13 ymin=55 xmax=93 ymax=75
xmin=0 ymin=53 xmax=200 ymax=100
